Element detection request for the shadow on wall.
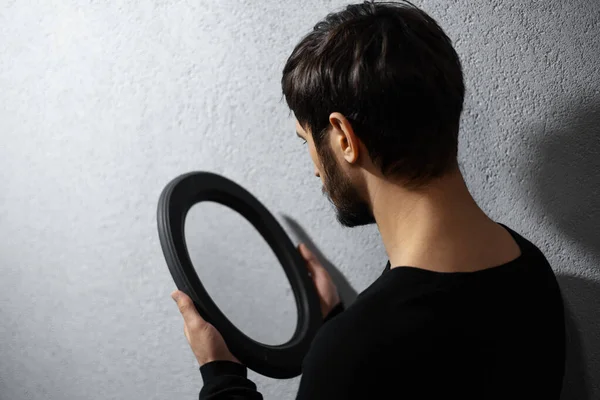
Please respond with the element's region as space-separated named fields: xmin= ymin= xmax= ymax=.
xmin=531 ymin=103 xmax=600 ymax=259
xmin=522 ymin=100 xmax=600 ymax=400
xmin=280 ymin=215 xmax=359 ymax=308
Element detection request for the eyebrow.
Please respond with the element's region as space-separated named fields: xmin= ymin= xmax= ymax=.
xmin=296 ymin=131 xmax=304 ymax=139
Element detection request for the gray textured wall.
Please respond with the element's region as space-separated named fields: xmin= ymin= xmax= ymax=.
xmin=0 ymin=1 xmax=598 ymax=399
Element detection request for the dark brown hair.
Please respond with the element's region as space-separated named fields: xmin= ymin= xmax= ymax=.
xmin=281 ymin=0 xmax=464 ymax=187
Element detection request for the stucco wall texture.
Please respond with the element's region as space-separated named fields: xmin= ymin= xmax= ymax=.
xmin=0 ymin=1 xmax=598 ymax=399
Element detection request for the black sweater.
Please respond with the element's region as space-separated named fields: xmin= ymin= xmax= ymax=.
xmin=198 ymin=225 xmax=566 ymax=399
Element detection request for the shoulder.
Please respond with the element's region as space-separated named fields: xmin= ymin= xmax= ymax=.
xmin=303 ymin=308 xmax=377 ymax=368
xmin=304 ymin=300 xmax=426 ymax=367
xmin=298 ymin=315 xmax=384 ymax=398
xmin=297 ymin=306 xmax=432 ymax=398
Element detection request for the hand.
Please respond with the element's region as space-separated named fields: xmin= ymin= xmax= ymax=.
xmin=171 ymin=289 xmax=241 ymax=367
xmin=298 ymin=243 xmax=342 ymax=318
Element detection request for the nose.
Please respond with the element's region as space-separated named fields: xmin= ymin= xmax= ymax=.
xmin=314 ymin=169 xmax=320 ymax=178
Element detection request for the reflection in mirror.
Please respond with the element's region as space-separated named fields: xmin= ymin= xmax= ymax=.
xmin=184 ymin=202 xmax=297 ymax=346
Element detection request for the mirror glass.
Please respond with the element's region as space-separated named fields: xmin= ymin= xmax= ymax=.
xmin=184 ymin=201 xmax=297 ymax=345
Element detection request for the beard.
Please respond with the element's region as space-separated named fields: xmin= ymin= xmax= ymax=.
xmin=317 ymin=142 xmax=376 ymax=227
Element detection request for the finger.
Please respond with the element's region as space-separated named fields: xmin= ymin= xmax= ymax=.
xmin=299 ymin=243 xmax=318 ymax=265
xmin=300 ymin=244 xmax=325 ymax=276
xmin=172 ymin=290 xmax=206 ymax=329
xmin=298 ymin=244 xmax=317 ymax=278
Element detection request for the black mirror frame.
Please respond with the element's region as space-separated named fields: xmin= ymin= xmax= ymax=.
xmin=157 ymin=171 xmax=323 ymax=379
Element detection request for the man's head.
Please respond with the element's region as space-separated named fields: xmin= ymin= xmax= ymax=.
xmin=282 ymin=1 xmax=465 ymax=227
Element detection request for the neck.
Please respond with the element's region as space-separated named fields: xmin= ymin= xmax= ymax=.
xmin=369 ymin=168 xmax=502 ymax=272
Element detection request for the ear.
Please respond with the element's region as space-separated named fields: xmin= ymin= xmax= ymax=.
xmin=329 ymin=112 xmax=360 ymax=164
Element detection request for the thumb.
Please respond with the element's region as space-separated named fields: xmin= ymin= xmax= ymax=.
xmin=172 ymin=290 xmax=204 ymax=327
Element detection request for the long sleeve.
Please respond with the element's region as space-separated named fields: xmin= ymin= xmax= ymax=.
xmin=323 ymin=301 xmax=345 ymax=323
xmin=198 ymin=361 xmax=263 ymax=400
xmin=198 ymin=301 xmax=346 ymax=399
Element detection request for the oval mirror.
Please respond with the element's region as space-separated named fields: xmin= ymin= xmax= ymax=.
xmin=184 ymin=201 xmax=297 ymax=345
xmin=157 ymin=171 xmax=323 ymax=378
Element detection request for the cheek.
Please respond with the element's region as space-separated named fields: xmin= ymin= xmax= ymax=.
xmin=308 ymin=146 xmax=316 ymax=164
xmin=308 ymin=144 xmax=323 ymax=178
xmin=308 ymin=144 xmax=319 ymax=167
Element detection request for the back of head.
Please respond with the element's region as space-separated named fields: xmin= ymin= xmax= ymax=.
xmin=281 ymin=1 xmax=465 ymax=188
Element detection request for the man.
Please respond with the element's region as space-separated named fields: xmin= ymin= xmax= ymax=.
xmin=171 ymin=1 xmax=566 ymax=398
